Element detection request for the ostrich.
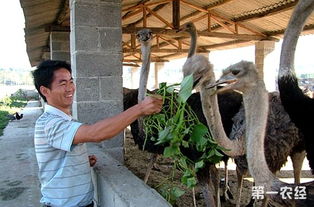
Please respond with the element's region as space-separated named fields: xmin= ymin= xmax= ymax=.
xmin=137 ymin=28 xmax=153 ymax=103
xmin=216 ymin=61 xmax=314 ymax=206
xmin=187 ymin=59 xmax=313 ymax=206
xmin=278 ymin=0 xmax=314 ymax=174
xmin=179 ymin=22 xmax=305 ymax=206
xmin=178 ymin=22 xmax=245 ymax=207
xmin=134 ymin=29 xmax=159 ymax=183
xmin=178 ymin=22 xmax=245 ymax=156
xmin=124 ymin=27 xmax=242 ymax=207
xmin=230 ymin=93 xmax=305 ymax=206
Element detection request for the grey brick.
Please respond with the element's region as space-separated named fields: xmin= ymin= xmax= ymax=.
xmin=72 ymin=26 xmax=99 ymax=51
xmin=72 ymin=52 xmax=122 ymax=77
xmin=73 ymin=3 xmax=98 ymax=26
xmin=97 ymin=4 xmax=121 ymax=27
xmin=99 ymin=28 xmax=122 ymax=51
xmin=75 ymin=77 xmax=100 ymax=101
xmin=100 ymin=76 xmax=123 ymax=100
xmin=76 ymin=100 xmax=123 ymax=124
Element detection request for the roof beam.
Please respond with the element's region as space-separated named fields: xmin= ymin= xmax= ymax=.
xmin=45 ymin=25 xmax=70 ymax=32
xmin=123 ymin=48 xmax=210 ymax=53
xmin=123 ymin=63 xmax=140 ymax=67
xmin=123 ymin=0 xmax=170 ymax=26
xmin=203 ymin=39 xmax=250 ymax=49
xmin=145 ymin=6 xmax=174 ymax=28
xmin=55 ymin=0 xmax=69 ymax=24
xmin=122 ymin=27 xmax=273 ymax=41
xmin=123 ymin=58 xmax=169 ymax=63
xmin=172 ymin=0 xmax=180 ymax=29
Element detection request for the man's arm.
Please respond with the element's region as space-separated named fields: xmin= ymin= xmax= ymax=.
xmin=73 ymin=96 xmax=162 ymax=144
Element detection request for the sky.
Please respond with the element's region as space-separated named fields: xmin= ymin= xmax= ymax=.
xmin=0 ymin=0 xmax=31 ymax=70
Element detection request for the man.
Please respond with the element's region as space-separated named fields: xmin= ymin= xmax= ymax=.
xmin=32 ymin=60 xmax=162 ymax=207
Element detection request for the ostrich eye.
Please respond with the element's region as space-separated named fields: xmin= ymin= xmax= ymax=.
xmin=231 ymin=69 xmax=240 ymax=75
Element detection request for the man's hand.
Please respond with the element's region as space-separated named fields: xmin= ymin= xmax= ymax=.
xmin=138 ymin=96 xmax=163 ymax=116
xmin=88 ymin=155 xmax=97 ymax=167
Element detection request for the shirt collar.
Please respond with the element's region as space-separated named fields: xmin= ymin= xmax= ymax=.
xmin=44 ymin=104 xmax=72 ymax=121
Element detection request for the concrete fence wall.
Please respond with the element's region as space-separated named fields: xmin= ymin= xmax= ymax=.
xmin=89 ymin=144 xmax=171 ymax=207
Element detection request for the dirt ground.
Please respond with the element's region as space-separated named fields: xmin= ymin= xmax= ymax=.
xmin=124 ymin=128 xmax=254 ymax=207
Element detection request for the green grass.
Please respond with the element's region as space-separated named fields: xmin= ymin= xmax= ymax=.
xmin=0 ymin=93 xmax=27 ymax=136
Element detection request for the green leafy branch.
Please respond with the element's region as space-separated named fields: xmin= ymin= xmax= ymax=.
xmin=143 ymin=75 xmax=226 ymax=193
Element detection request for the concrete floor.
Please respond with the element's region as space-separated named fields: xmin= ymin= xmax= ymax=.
xmin=0 ymin=100 xmax=42 ymax=207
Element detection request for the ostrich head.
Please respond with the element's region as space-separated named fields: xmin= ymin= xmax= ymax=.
xmin=177 ymin=22 xmax=197 ymax=34
xmin=182 ymin=55 xmax=214 ymax=88
xmin=212 ymin=61 xmax=258 ymax=94
xmin=177 ymin=22 xmax=198 ymax=58
xmin=136 ymin=28 xmax=153 ymax=43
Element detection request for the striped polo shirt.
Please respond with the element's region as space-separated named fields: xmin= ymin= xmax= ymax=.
xmin=34 ymin=104 xmax=93 ymax=207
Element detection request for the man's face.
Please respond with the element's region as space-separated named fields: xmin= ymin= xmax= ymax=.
xmin=45 ymin=68 xmax=75 ymax=111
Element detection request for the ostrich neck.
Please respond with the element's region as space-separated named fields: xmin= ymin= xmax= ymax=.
xmin=243 ymin=81 xmax=274 ymax=186
xmin=138 ymin=42 xmax=151 ymax=102
xmin=188 ymin=31 xmax=197 ymax=58
xmin=279 ymin=0 xmax=314 ymax=78
xmin=200 ymin=80 xmax=245 ymax=157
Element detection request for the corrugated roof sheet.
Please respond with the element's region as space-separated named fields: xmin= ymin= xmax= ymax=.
xmin=19 ymin=0 xmax=314 ymax=66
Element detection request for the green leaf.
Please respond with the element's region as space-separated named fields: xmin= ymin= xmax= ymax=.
xmin=166 ymin=85 xmax=176 ymax=93
xmin=156 ymin=127 xmax=172 ymax=145
xmin=191 ymin=123 xmax=208 ymax=144
xmin=182 ymin=140 xmax=189 ymax=148
xmin=183 ymin=127 xmax=190 ymax=135
xmin=216 ymin=144 xmax=231 ymax=152
xmin=159 ymin=82 xmax=167 ymax=89
xmin=178 ymin=157 xmax=188 ymax=169
xmin=154 ymin=114 xmax=166 ymax=122
xmin=196 ymin=136 xmax=208 ymax=152
xmin=178 ymin=74 xmax=194 ymax=103
xmin=163 ymin=146 xmax=179 ymax=157
xmin=181 ymin=171 xmax=192 ymax=185
xmin=207 ymin=149 xmax=215 ymax=158
xmin=214 ymin=149 xmax=224 ymax=157
xmin=208 ymin=155 xmax=222 ymax=164
xmin=172 ymin=187 xmax=185 ymax=198
xmin=186 ymin=177 xmax=197 ymax=188
xmin=195 ymin=160 xmax=204 ymax=170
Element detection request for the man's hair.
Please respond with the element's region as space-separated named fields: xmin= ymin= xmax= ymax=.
xmin=32 ymin=60 xmax=72 ymax=102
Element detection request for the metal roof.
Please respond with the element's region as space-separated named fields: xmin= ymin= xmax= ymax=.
xmin=19 ymin=0 xmax=314 ymax=66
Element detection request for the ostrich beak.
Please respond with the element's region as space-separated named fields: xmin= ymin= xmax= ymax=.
xmin=176 ymin=27 xmax=183 ymax=33
xmin=206 ymin=74 xmax=237 ymax=93
xmin=192 ymin=76 xmax=202 ymax=88
xmin=176 ymin=24 xmax=187 ymax=33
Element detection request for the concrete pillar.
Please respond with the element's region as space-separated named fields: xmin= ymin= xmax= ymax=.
xmin=70 ymin=0 xmax=123 ymax=162
xmin=154 ymin=62 xmax=164 ymax=89
xmin=255 ymin=41 xmax=275 ymax=80
xmin=50 ymin=31 xmax=70 ymax=62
